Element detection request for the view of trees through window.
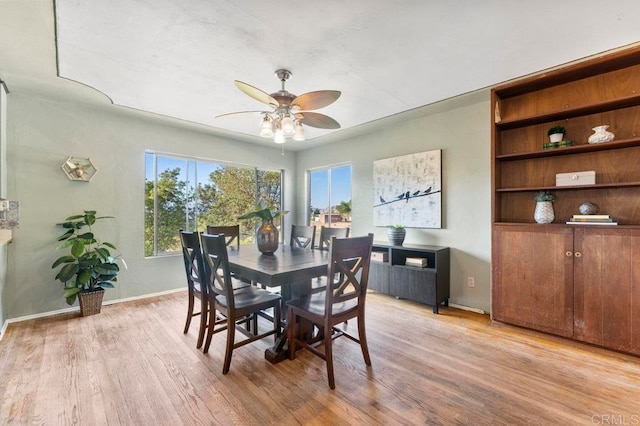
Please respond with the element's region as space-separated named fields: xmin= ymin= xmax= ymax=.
xmin=145 ymin=153 xmax=282 ymax=256
xmin=309 ymin=164 xmax=352 ymax=238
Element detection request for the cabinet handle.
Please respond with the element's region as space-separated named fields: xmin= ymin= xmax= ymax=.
xmin=565 ymin=251 xmax=573 ymax=257
xmin=575 ymin=252 xmax=582 ymax=258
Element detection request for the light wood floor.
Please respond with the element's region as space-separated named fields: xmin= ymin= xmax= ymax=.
xmin=1 ymin=291 xmax=639 ymax=425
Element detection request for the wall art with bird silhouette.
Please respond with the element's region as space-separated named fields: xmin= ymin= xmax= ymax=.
xmin=373 ymin=150 xmax=441 ymax=228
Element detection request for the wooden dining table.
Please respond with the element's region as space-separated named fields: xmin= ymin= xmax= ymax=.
xmin=226 ymin=243 xmax=330 ymax=363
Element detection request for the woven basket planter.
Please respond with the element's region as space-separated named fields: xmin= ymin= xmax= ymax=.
xmin=78 ymin=288 xmax=105 ymax=316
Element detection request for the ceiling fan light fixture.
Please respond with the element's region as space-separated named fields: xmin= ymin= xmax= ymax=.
xmin=293 ymin=122 xmax=305 ymax=141
xmin=221 ymin=69 xmax=340 ymax=145
xmin=259 ymin=116 xmax=274 ymax=138
xmin=281 ymin=114 xmax=295 ymax=135
xmin=274 ymin=128 xmax=286 ymax=144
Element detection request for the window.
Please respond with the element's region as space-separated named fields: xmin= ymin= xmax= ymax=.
xmin=145 ymin=152 xmax=283 ymax=257
xmin=308 ymin=164 xmax=351 ymax=237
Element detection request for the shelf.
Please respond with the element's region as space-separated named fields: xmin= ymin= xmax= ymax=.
xmin=496 ymin=181 xmax=640 ymax=192
xmin=495 ymin=94 xmax=640 ymax=130
xmin=493 ymin=222 xmax=640 ymax=230
xmin=493 ymin=49 xmax=640 ymax=98
xmin=496 ymin=138 xmax=640 ymax=161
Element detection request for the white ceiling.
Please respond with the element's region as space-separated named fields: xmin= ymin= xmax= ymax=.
xmin=2 ymin=1 xmax=640 ymax=151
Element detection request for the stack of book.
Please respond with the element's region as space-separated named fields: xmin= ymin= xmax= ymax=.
xmin=566 ymin=214 xmax=617 ymax=225
xmin=543 ymin=140 xmax=573 ymax=150
xmin=405 ymin=257 xmax=428 ymax=268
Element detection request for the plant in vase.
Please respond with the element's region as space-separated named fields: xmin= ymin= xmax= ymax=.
xmin=547 ymin=125 xmax=566 ymax=143
xmin=387 ymin=224 xmax=406 ymax=246
xmin=238 ymin=199 xmax=289 ymax=254
xmin=534 ymin=191 xmax=555 ymax=224
xmin=52 ymin=210 xmax=124 ymax=316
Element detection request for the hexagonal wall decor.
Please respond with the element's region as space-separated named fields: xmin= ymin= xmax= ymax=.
xmin=61 ymin=156 xmax=98 ymax=182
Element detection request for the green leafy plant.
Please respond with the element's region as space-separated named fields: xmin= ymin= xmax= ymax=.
xmin=52 ymin=210 xmax=122 ymax=305
xmin=535 ymin=191 xmax=555 ymax=202
xmin=547 ymin=125 xmax=566 ymax=136
xmin=238 ymin=199 xmax=289 ymax=222
xmin=387 ymin=224 xmax=406 ymax=229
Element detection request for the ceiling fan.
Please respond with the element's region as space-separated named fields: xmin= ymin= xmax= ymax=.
xmin=216 ymin=69 xmax=341 ymax=144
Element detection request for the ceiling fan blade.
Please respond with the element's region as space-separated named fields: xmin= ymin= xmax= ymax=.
xmin=234 ymin=81 xmax=279 ymax=106
xmin=292 ymin=90 xmax=341 ymax=110
xmin=215 ymin=110 xmax=269 ymax=118
xmin=298 ymin=112 xmax=341 ymax=129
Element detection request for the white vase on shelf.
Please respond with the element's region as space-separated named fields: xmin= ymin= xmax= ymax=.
xmin=534 ymin=201 xmax=555 ymax=224
xmin=549 ymin=133 xmax=564 ymax=143
xmin=588 ymin=125 xmax=615 ymax=144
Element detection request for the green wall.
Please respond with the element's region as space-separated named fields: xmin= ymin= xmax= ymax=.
xmin=0 ymin=82 xmax=7 ymax=329
xmin=296 ymin=90 xmax=492 ymax=313
xmin=3 ymin=94 xmax=297 ymax=319
xmin=2 ymin=87 xmax=493 ymax=323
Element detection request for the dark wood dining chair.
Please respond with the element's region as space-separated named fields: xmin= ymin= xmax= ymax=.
xmin=207 ymin=224 xmax=253 ymax=286
xmin=312 ymin=226 xmax=350 ymax=293
xmin=179 ymin=230 xmax=210 ymax=349
xmin=200 ymin=233 xmax=282 ymax=374
xmin=206 ymin=225 xmax=240 ymax=248
xmin=290 ymin=224 xmax=316 ymax=249
xmin=287 ymin=233 xmax=374 ymax=389
xmin=318 ymin=226 xmax=349 ymax=250
xmin=180 ymin=230 xmax=253 ymax=348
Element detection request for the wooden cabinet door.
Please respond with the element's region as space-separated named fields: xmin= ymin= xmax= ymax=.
xmin=573 ymin=228 xmax=640 ymax=354
xmin=492 ymin=225 xmax=574 ymax=337
xmin=369 ymin=261 xmax=390 ymax=294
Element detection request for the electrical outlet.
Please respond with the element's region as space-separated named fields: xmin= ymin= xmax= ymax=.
xmin=467 ymin=277 xmax=475 ymax=288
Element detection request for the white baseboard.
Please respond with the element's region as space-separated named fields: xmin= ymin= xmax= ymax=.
xmin=0 ymin=287 xmax=185 ymax=341
xmin=448 ymin=303 xmax=485 ymax=315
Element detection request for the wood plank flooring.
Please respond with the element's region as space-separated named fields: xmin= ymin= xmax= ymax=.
xmin=1 ymin=291 xmax=639 ymax=425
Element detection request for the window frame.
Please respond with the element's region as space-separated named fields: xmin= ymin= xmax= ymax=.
xmin=307 ymin=162 xmax=352 ymax=229
xmin=145 ymin=151 xmax=284 ymax=258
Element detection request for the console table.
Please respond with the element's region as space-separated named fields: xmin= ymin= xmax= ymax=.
xmin=369 ymin=242 xmax=450 ymax=313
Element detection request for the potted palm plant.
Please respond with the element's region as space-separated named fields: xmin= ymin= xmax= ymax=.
xmin=238 ymin=199 xmax=289 ymax=254
xmin=52 ymin=210 xmax=122 ymax=316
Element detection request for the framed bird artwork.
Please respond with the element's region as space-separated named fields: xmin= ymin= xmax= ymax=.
xmin=373 ymin=150 xmax=442 ymax=228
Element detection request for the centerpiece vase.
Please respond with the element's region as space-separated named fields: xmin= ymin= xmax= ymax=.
xmin=256 ymin=219 xmax=279 ymax=254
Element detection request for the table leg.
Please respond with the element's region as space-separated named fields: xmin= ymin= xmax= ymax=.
xmin=264 ymin=279 xmax=313 ymax=364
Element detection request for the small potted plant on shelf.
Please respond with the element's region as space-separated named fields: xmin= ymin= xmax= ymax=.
xmin=238 ymin=199 xmax=289 ymax=254
xmin=547 ymin=125 xmax=566 ymax=143
xmin=387 ymin=224 xmax=406 ymax=246
xmin=52 ymin=210 xmax=123 ymax=316
xmin=534 ymin=191 xmax=555 ymax=224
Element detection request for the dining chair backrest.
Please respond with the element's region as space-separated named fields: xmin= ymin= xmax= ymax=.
xmin=180 ymin=230 xmax=211 ymax=349
xmin=290 ymin=224 xmax=316 ymax=249
xmin=206 ymin=225 xmax=240 ymax=249
xmin=200 ymin=233 xmax=235 ymax=309
xmin=324 ymin=233 xmax=374 ymax=317
xmin=180 ymin=230 xmax=207 ymax=295
xmin=319 ymin=226 xmax=350 ymax=250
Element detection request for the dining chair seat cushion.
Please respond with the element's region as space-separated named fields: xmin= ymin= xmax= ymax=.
xmin=215 ymin=287 xmax=281 ymax=310
xmin=287 ymin=292 xmax=358 ymax=317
